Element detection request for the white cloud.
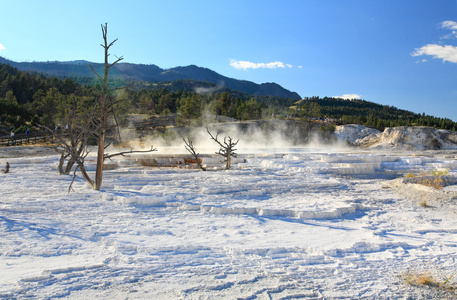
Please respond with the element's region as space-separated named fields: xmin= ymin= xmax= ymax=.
xmin=411 ymin=21 xmax=457 ymax=63
xmin=230 ymin=59 xmax=293 ymax=70
xmin=440 ymin=21 xmax=457 ymax=39
xmin=0 ymin=43 xmax=5 ymax=51
xmin=441 ymin=20 xmax=457 ymax=31
xmin=411 ymin=44 xmax=457 ymax=63
xmin=333 ymin=94 xmax=361 ymax=100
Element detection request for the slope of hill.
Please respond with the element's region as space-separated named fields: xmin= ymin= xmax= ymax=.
xmin=297 ymin=97 xmax=457 ymax=131
xmin=1 ymin=59 xmax=455 ymax=134
xmin=0 ymin=57 xmax=301 ymax=100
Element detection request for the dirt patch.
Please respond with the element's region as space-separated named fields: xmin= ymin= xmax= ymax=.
xmin=391 ymin=178 xmax=457 ymax=209
xmin=402 ymin=175 xmax=457 ymax=189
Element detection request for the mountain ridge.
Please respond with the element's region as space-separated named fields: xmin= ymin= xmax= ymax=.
xmin=0 ymin=57 xmax=301 ymax=100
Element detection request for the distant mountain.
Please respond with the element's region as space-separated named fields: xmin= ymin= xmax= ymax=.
xmin=0 ymin=57 xmax=301 ymax=100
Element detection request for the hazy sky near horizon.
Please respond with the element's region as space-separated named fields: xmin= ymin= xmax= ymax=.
xmin=1 ymin=0 xmax=456 ymax=121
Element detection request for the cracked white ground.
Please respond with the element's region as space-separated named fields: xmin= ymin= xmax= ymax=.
xmin=1 ymin=148 xmax=457 ymax=299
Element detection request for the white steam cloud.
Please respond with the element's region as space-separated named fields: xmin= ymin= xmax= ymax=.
xmin=194 ymin=82 xmax=225 ymax=95
xmin=333 ymin=94 xmax=361 ymax=100
xmin=0 ymin=43 xmax=5 ymax=51
xmin=116 ymin=117 xmax=348 ymax=156
xmin=230 ymin=59 xmax=293 ymax=70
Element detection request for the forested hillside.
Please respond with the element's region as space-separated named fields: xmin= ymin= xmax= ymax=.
xmin=294 ymin=97 xmax=457 ymax=131
xmin=0 ymin=57 xmax=301 ymax=100
xmin=0 ymin=63 xmax=268 ymax=134
xmin=0 ymin=62 xmax=456 ymax=136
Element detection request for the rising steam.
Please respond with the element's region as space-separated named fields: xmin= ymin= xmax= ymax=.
xmin=194 ymin=81 xmax=225 ymax=95
xmin=115 ymin=117 xmax=349 ymax=155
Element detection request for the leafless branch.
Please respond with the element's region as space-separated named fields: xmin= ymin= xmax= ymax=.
xmin=89 ymin=65 xmax=103 ymax=82
xmin=206 ymin=128 xmax=239 ymax=170
xmin=183 ymin=137 xmax=206 ymax=171
xmin=68 ymin=165 xmax=79 ymax=193
xmin=104 ymin=146 xmax=157 ymax=160
xmin=108 ymin=56 xmax=123 ymax=69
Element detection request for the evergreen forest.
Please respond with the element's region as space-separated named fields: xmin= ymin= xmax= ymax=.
xmin=0 ymin=62 xmax=456 ymax=136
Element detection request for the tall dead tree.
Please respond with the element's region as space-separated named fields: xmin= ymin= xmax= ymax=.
xmin=207 ymin=128 xmax=239 ymax=170
xmin=47 ymin=23 xmax=156 ymax=192
xmin=183 ymin=137 xmax=206 ymax=171
xmin=90 ymin=23 xmax=124 ymax=190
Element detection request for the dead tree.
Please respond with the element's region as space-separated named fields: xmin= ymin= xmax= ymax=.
xmin=1 ymin=162 xmax=10 ymax=173
xmin=50 ymin=116 xmax=157 ymax=191
xmin=49 ymin=103 xmax=93 ymax=175
xmin=183 ymin=137 xmax=206 ymax=171
xmin=207 ymin=128 xmax=239 ymax=170
xmin=44 ymin=116 xmax=95 ymax=188
xmin=104 ymin=147 xmax=157 ymax=160
xmin=47 ymin=23 xmax=156 ymax=191
xmin=88 ymin=23 xmax=125 ymax=190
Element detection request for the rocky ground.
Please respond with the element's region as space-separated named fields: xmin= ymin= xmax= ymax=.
xmin=335 ymin=125 xmax=457 ymax=151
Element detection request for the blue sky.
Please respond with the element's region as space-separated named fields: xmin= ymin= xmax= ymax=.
xmin=1 ymin=1 xmax=456 ymax=121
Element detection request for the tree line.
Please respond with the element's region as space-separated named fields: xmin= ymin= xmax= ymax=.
xmin=0 ymin=65 xmax=267 ymax=134
xmin=1 ymin=62 xmax=456 ymax=135
xmin=292 ymin=97 xmax=457 ymax=131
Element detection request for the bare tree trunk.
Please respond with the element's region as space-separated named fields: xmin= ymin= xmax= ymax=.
xmin=63 ymin=142 xmax=85 ymax=175
xmin=58 ymin=152 xmax=68 ymax=174
xmin=95 ymin=102 xmax=105 ymax=190
xmin=1 ymin=162 xmax=10 ymax=173
xmin=79 ymin=164 xmax=95 ymax=189
xmin=226 ymin=148 xmax=232 ymax=169
xmin=70 ymin=163 xmax=95 ymax=191
xmin=63 ymin=157 xmax=76 ymax=175
xmin=93 ymin=23 xmax=122 ymax=191
xmin=183 ymin=137 xmax=206 ymax=171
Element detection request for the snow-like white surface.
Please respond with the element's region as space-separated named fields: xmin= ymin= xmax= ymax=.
xmin=334 ymin=124 xmax=381 ymax=145
xmin=1 ymin=149 xmax=457 ymax=299
xmin=334 ymin=125 xmax=457 ymax=151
